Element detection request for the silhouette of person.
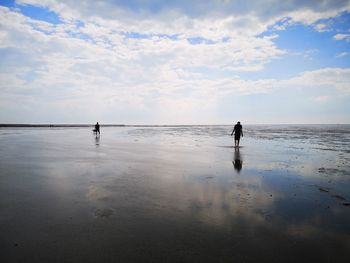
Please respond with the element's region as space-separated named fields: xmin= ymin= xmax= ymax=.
xmin=231 ymin=121 xmax=243 ymax=147
xmin=95 ymin=122 xmax=100 ymax=136
xmin=232 ymin=147 xmax=243 ymax=173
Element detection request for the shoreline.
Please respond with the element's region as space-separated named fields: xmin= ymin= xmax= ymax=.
xmin=1 ymin=123 xmax=349 ymax=128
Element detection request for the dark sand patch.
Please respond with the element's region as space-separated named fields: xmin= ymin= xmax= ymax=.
xmin=94 ymin=208 xmax=114 ymax=218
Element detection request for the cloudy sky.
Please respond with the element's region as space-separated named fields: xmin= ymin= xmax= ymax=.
xmin=0 ymin=0 xmax=349 ymax=124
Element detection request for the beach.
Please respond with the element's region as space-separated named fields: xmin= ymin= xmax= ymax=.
xmin=1 ymin=125 xmax=350 ymax=262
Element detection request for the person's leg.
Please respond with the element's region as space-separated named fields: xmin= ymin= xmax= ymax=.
xmin=237 ymin=138 xmax=240 ymax=147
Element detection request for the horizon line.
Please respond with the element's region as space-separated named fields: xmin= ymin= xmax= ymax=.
xmin=1 ymin=123 xmax=349 ymax=127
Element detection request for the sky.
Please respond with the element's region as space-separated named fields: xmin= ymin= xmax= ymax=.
xmin=0 ymin=0 xmax=349 ymax=124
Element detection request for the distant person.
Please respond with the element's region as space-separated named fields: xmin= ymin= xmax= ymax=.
xmin=231 ymin=121 xmax=243 ymax=147
xmin=94 ymin=122 xmax=100 ymax=135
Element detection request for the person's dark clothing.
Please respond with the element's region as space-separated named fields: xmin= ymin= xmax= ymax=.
xmin=95 ymin=123 xmax=100 ymax=133
xmin=233 ymin=124 xmax=243 ymax=140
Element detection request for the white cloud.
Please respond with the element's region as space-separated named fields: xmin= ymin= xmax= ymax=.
xmin=334 ymin=33 xmax=350 ymax=41
xmin=1 ymin=1 xmax=350 ymax=123
xmin=313 ymin=95 xmax=331 ymax=102
xmin=14 ymin=0 xmax=350 ymax=38
xmin=287 ymin=68 xmax=350 ymax=95
xmin=314 ymin=23 xmax=330 ymax=32
xmin=0 ymin=6 xmax=285 ymax=80
xmin=335 ymin=51 xmax=349 ymax=57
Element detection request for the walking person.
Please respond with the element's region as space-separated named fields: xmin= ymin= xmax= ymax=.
xmin=94 ymin=122 xmax=100 ymax=136
xmin=231 ymin=121 xmax=243 ymax=147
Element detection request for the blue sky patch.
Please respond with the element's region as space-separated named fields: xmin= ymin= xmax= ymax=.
xmin=1 ymin=0 xmax=62 ymax=24
xmin=187 ymin=37 xmax=215 ymax=45
xmin=18 ymin=4 xmax=62 ymax=24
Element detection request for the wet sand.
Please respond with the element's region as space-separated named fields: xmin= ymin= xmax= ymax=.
xmin=1 ymin=126 xmax=350 ymax=262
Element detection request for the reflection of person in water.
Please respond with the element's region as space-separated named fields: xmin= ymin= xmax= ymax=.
xmin=95 ymin=135 xmax=100 ymax=146
xmin=231 ymin=121 xmax=243 ymax=147
xmin=233 ymin=147 xmax=243 ymax=173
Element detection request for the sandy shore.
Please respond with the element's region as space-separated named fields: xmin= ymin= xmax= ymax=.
xmin=1 ymin=126 xmax=349 ymax=262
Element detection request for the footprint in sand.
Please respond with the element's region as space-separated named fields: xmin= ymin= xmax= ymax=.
xmin=94 ymin=208 xmax=114 ymax=218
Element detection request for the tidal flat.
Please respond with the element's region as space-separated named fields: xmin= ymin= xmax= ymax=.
xmin=1 ymin=125 xmax=350 ymax=262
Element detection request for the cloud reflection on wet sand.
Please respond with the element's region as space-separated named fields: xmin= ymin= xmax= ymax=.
xmin=0 ymin=126 xmax=349 ymax=262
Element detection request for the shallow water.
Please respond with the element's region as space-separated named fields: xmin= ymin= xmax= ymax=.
xmin=0 ymin=125 xmax=349 ymax=262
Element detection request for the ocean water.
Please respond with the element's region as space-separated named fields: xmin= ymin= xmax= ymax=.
xmin=0 ymin=125 xmax=349 ymax=262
